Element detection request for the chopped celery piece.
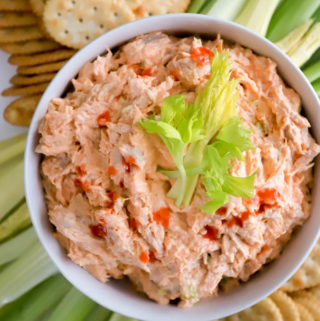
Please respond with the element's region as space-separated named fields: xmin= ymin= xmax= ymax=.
xmin=109 ymin=313 xmax=138 ymax=321
xmin=0 ymin=274 xmax=71 ymax=321
xmin=0 ymin=241 xmax=57 ymax=307
xmin=267 ymin=0 xmax=320 ymax=42
xmin=275 ymin=19 xmax=313 ymax=54
xmin=312 ymin=78 xmax=320 ymax=96
xmin=203 ymin=0 xmax=246 ymax=20
xmin=47 ymin=287 xmax=96 ymax=321
xmin=0 ymin=227 xmax=37 ymax=266
xmin=0 ymin=201 xmax=31 ymax=243
xmin=187 ymin=0 xmax=209 ymax=13
xmin=303 ymin=59 xmax=320 ymax=82
xmin=235 ymin=0 xmax=280 ymax=36
xmin=0 ymin=133 xmax=26 ymax=167
xmin=85 ymin=305 xmax=112 ymax=321
xmin=0 ymin=155 xmax=24 ymax=221
xmin=288 ymin=22 xmax=320 ymax=67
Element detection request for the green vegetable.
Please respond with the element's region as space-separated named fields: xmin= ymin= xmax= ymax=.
xmin=187 ymin=0 xmax=209 ymax=13
xmin=287 ymin=22 xmax=320 ymax=67
xmin=0 ymin=133 xmax=26 ymax=167
xmin=0 ymin=227 xmax=37 ymax=266
xmin=0 ymin=202 xmax=31 ymax=242
xmin=109 ymin=313 xmax=138 ymax=321
xmin=303 ymin=56 xmax=320 ymax=82
xmin=0 ymin=241 xmax=58 ymax=307
xmin=46 ymin=287 xmax=95 ymax=321
xmin=202 ymin=0 xmax=246 ymax=19
xmin=312 ymin=78 xmax=320 ymax=96
xmin=267 ymin=0 xmax=320 ymax=42
xmin=235 ymin=0 xmax=281 ymax=36
xmin=141 ymin=51 xmax=255 ymax=212
xmin=0 ymin=274 xmax=71 ymax=321
xmin=85 ymin=305 xmax=112 ymax=321
xmin=275 ymin=19 xmax=313 ymax=55
xmin=0 ymin=155 xmax=24 ymax=221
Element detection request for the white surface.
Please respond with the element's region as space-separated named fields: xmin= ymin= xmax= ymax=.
xmin=24 ymin=14 xmax=320 ymax=321
xmin=0 ymin=51 xmax=27 ymax=141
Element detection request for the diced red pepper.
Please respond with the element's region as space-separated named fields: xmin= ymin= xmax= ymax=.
xmin=105 ymin=208 xmax=114 ymax=215
xmin=89 ymin=224 xmax=107 ymax=238
xmin=203 ymin=225 xmax=218 ymax=241
xmin=149 ymin=250 xmax=157 ymax=263
xmin=129 ymin=64 xmax=154 ymax=77
xmin=139 ymin=251 xmax=149 ymax=264
xmin=97 ymin=110 xmax=111 ymax=127
xmin=223 ymin=216 xmax=243 ymax=228
xmin=153 ymin=207 xmax=170 ymax=228
xmin=216 ymin=207 xmax=227 ymax=216
xmin=257 ymin=188 xmax=279 ymax=205
xmin=74 ymin=178 xmax=82 ymax=188
xmin=82 ymin=180 xmax=91 ymax=193
xmin=108 ymin=166 xmax=117 ymax=176
xmin=76 ymin=164 xmax=87 ymax=176
xmin=122 ymin=156 xmax=137 ymax=173
xmin=190 ymin=46 xmax=214 ymax=66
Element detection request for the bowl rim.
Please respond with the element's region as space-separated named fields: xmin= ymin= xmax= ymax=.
xmin=24 ymin=13 xmax=320 ymax=321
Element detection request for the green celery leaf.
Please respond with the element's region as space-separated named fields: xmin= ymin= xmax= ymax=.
xmin=211 ymin=140 xmax=244 ymax=161
xmin=223 ymin=172 xmax=257 ymax=199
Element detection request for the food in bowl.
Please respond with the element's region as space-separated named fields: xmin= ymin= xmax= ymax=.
xmin=36 ymin=32 xmax=320 ymax=307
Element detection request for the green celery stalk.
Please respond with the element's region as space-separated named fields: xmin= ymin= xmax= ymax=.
xmin=235 ymin=0 xmax=280 ymax=36
xmin=0 ymin=155 xmax=24 ymax=221
xmin=267 ymin=0 xmax=320 ymax=42
xmin=46 ymin=287 xmax=96 ymax=321
xmin=0 ymin=227 xmax=37 ymax=266
xmin=85 ymin=305 xmax=112 ymax=321
xmin=0 ymin=133 xmax=26 ymax=167
xmin=0 ymin=274 xmax=71 ymax=321
xmin=187 ymin=0 xmax=209 ymax=13
xmin=203 ymin=0 xmax=246 ymax=20
xmin=0 ymin=202 xmax=31 ymax=243
xmin=303 ymin=59 xmax=320 ymax=82
xmin=312 ymin=78 xmax=320 ymax=96
xmin=288 ymin=22 xmax=320 ymax=67
xmin=0 ymin=241 xmax=58 ymax=307
xmin=275 ymin=19 xmax=313 ymax=55
xmin=108 ymin=313 xmax=138 ymax=321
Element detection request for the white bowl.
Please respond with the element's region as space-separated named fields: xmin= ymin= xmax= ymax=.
xmin=25 ymin=13 xmax=320 ymax=321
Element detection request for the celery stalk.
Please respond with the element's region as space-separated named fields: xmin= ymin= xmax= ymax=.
xmin=0 ymin=227 xmax=37 ymax=266
xmin=0 ymin=241 xmax=57 ymax=307
xmin=108 ymin=313 xmax=138 ymax=321
xmin=0 ymin=274 xmax=71 ymax=321
xmin=288 ymin=22 xmax=320 ymax=67
xmin=187 ymin=0 xmax=209 ymax=13
xmin=85 ymin=305 xmax=112 ymax=321
xmin=303 ymin=59 xmax=320 ymax=82
xmin=312 ymin=78 xmax=320 ymax=96
xmin=0 ymin=155 xmax=24 ymax=221
xmin=275 ymin=19 xmax=313 ymax=55
xmin=47 ymin=287 xmax=96 ymax=321
xmin=235 ymin=0 xmax=280 ymax=36
xmin=0 ymin=202 xmax=31 ymax=242
xmin=0 ymin=133 xmax=26 ymax=167
xmin=203 ymin=0 xmax=246 ymax=20
xmin=267 ymin=0 xmax=320 ymax=42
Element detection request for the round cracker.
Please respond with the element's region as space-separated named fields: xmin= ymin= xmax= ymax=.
xmin=0 ymin=0 xmax=31 ymax=11
xmin=227 ymin=298 xmax=283 ymax=321
xmin=0 ymin=39 xmax=61 ymax=54
xmin=2 ymin=82 xmax=48 ymax=96
xmin=43 ymin=0 xmax=138 ymax=49
xmin=296 ymin=303 xmax=315 ymax=321
xmin=281 ymin=242 xmax=320 ymax=292
xmin=0 ymin=26 xmax=43 ymax=43
xmin=4 ymin=95 xmax=41 ymax=126
xmin=0 ymin=12 xmax=38 ymax=27
xmin=140 ymin=0 xmax=190 ymax=15
xmin=292 ymin=292 xmax=320 ymax=321
xmin=10 ymin=72 xmax=55 ymax=85
xmin=17 ymin=59 xmax=67 ymax=74
xmin=29 ymin=0 xmax=46 ymax=17
xmin=8 ymin=49 xmax=76 ymax=66
xmin=270 ymin=291 xmax=300 ymax=321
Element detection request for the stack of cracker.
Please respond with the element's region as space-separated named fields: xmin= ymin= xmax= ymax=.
xmin=217 ymin=239 xmax=320 ymax=321
xmin=0 ymin=0 xmax=76 ymax=126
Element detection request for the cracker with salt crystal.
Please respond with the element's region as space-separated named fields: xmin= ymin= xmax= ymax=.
xmin=43 ymin=0 xmax=139 ymax=49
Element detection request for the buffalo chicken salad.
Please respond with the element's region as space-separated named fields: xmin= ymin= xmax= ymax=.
xmin=36 ymin=32 xmax=320 ymax=307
